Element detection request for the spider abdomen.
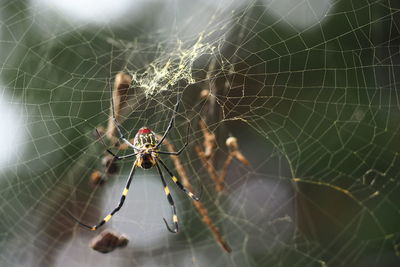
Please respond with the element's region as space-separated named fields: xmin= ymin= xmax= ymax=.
xmin=138 ymin=154 xmax=156 ymax=169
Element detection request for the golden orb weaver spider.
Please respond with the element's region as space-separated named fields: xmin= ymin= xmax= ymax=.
xmin=69 ymin=91 xmax=199 ymax=233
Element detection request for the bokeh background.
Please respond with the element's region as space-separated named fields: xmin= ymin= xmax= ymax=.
xmin=1 ymin=0 xmax=400 ymax=266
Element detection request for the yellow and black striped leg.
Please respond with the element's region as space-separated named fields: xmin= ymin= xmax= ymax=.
xmin=156 ymin=163 xmax=179 ymax=233
xmin=158 ymin=159 xmax=200 ymax=201
xmin=69 ymin=163 xmax=136 ymax=231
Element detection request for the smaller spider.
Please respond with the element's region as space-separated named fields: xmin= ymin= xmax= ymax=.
xmin=69 ymin=92 xmax=199 ymax=233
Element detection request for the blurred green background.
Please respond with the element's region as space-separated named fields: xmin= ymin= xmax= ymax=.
xmin=0 ymin=0 xmax=399 ymax=266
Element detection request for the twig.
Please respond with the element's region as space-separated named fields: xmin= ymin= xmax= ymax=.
xmin=199 ymin=119 xmax=216 ymax=159
xmin=195 ymin=145 xmax=223 ymax=192
xmin=226 ymin=136 xmax=250 ymax=163
xmin=195 ymin=119 xmax=224 ymax=191
xmin=117 ymin=139 xmax=135 ymax=151
xmin=218 ymin=136 xmax=250 ymax=191
xmin=106 ymin=72 xmax=132 ymax=142
xmin=218 ymin=154 xmax=233 ymax=192
xmin=196 ymin=121 xmax=250 ymax=192
xmin=159 ymin=136 xmax=232 ymax=253
xmin=89 ymin=72 xmax=131 ymax=186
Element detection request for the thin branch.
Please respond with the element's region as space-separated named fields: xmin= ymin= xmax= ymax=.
xmin=225 ymin=136 xmax=250 ymax=166
xmin=106 ymin=72 xmax=132 ymax=142
xmin=217 ymin=154 xmax=233 ymax=192
xmin=159 ymin=136 xmax=232 ymax=253
xmin=88 ymin=72 xmax=131 ymax=186
xmin=195 ymin=145 xmax=223 ymax=192
xmin=197 ymin=124 xmax=250 ymax=192
xmin=199 ymin=119 xmax=216 ymax=159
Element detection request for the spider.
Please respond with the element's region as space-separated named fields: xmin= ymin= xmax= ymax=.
xmin=69 ymin=92 xmax=199 ymax=233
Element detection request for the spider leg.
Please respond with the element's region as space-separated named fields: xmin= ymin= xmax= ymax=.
xmin=156 ymin=163 xmax=179 ymax=233
xmin=95 ymin=128 xmax=137 ymax=160
xmin=157 ymin=122 xmax=190 ymax=156
xmin=157 ymin=145 xmax=187 ymax=156
xmin=107 ymin=151 xmax=137 ymax=160
xmin=112 ymin=118 xmax=139 ymax=150
xmin=156 ymin=92 xmax=182 ymax=148
xmin=68 ymin=162 xmax=137 ymax=231
xmin=158 ymin=159 xmax=200 ymax=201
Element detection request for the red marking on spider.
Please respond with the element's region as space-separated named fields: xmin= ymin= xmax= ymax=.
xmin=138 ymin=127 xmax=152 ymax=134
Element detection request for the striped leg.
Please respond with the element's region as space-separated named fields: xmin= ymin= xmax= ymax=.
xmin=69 ymin=163 xmax=136 ymax=231
xmin=156 ymin=163 xmax=179 ymax=233
xmin=158 ymin=159 xmax=199 ymax=201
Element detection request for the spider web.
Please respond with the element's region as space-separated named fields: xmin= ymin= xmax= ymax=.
xmin=1 ymin=0 xmax=400 ymax=266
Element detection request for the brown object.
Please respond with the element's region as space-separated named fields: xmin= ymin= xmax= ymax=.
xmin=218 ymin=154 xmax=234 ymax=192
xmin=106 ymin=72 xmax=132 ymax=142
xmin=159 ymin=136 xmax=232 ymax=253
xmin=118 ymin=138 xmax=135 ymax=151
xmin=200 ymin=89 xmax=209 ymax=98
xmin=196 ymin=123 xmax=250 ymax=192
xmin=199 ymin=120 xmax=216 ymax=159
xmin=90 ymin=229 xmax=129 ymax=253
xmin=195 ymin=120 xmax=222 ymax=190
xmin=225 ymin=137 xmax=238 ymax=150
xmin=233 ymin=151 xmax=250 ymax=166
xmin=101 ymin=154 xmax=119 ymax=175
xmin=217 ymin=136 xmax=250 ymax=190
xmin=89 ymin=170 xmax=105 ymax=186
xmin=226 ymin=136 xmax=250 ymax=166
xmin=195 ymin=145 xmax=222 ymax=191
xmin=89 ymin=72 xmax=132 ymax=187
